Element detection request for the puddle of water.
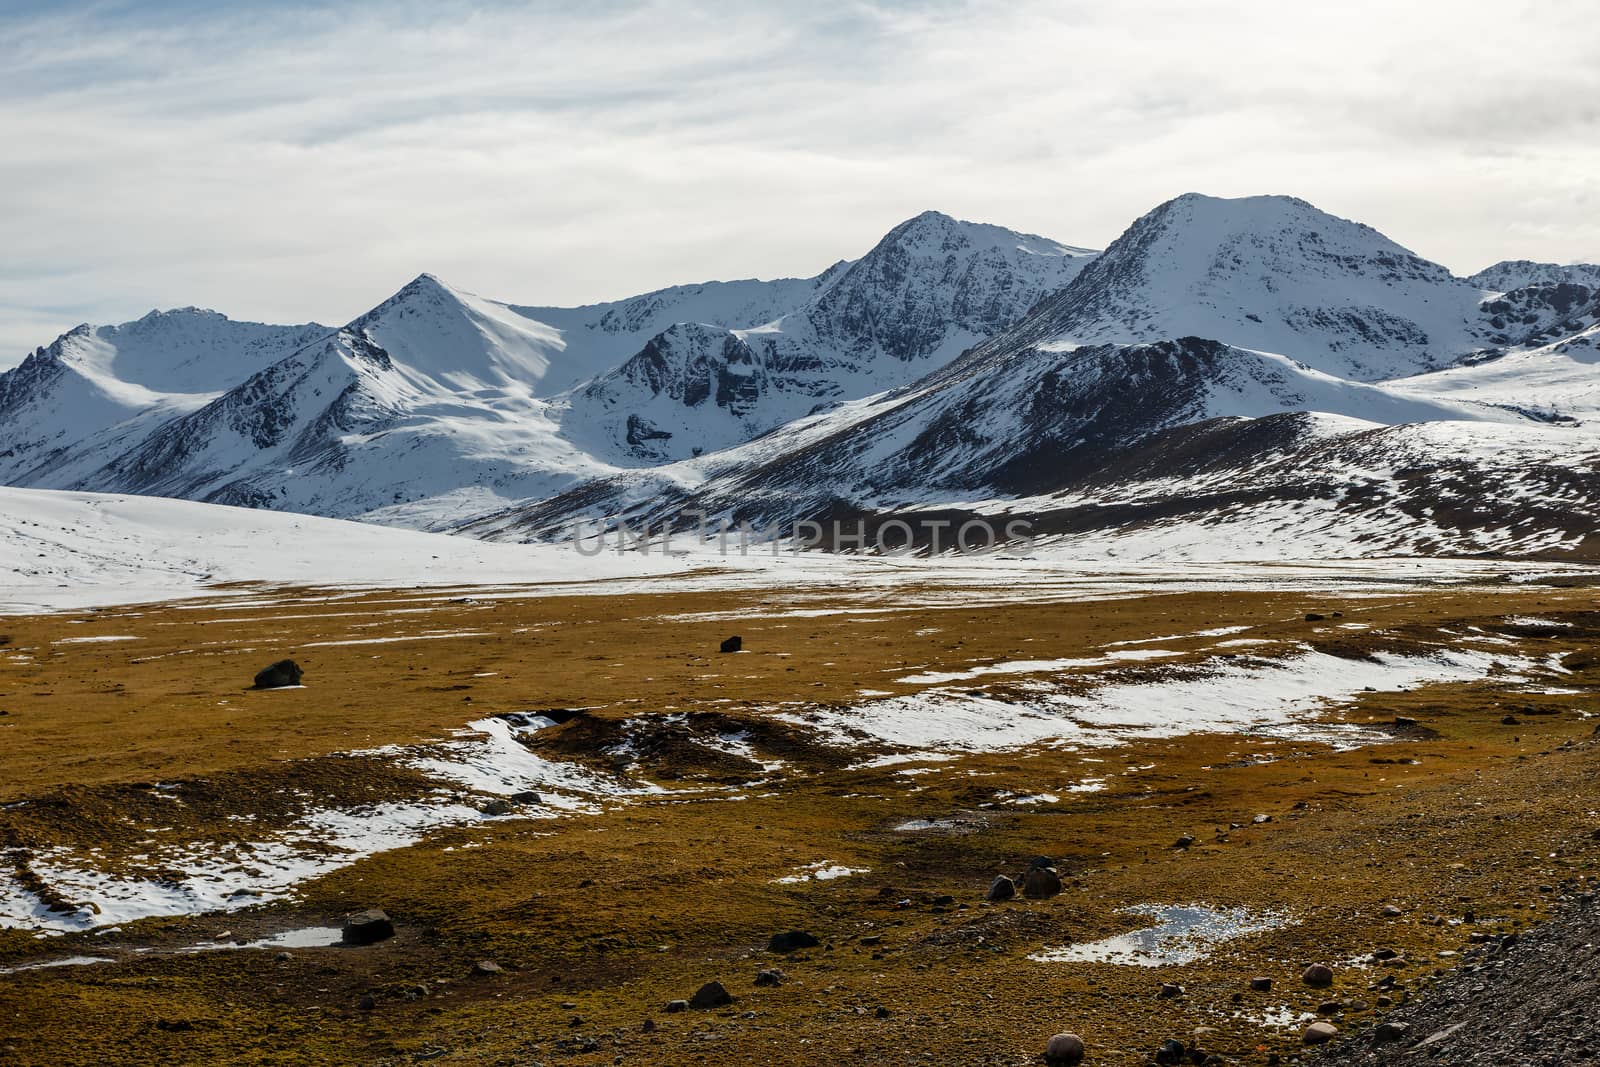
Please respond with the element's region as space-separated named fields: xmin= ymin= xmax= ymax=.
xmin=1029 ymin=904 xmax=1287 ymax=966
xmin=247 ymin=925 xmax=344 ymax=949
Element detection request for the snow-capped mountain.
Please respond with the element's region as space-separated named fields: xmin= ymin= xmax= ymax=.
xmin=999 ymin=193 xmax=1498 ymax=381
xmin=462 ymin=196 xmax=1600 ymax=559
xmin=559 ymin=211 xmax=1096 ymax=463
xmin=1468 ymin=260 xmax=1600 ymax=294
xmin=6 ymin=192 xmax=1600 ymax=560
xmin=0 ymin=310 xmax=326 ymax=487
xmin=0 ymin=213 xmax=1096 ymax=524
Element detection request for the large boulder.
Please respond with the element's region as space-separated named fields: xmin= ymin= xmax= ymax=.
xmin=1044 ymin=1032 xmax=1085 ymax=1064
xmin=689 ymin=980 xmax=733 ymax=1009
xmin=1022 ymin=867 xmax=1063 ymax=899
xmin=1302 ymin=962 xmax=1335 ymax=988
xmin=985 ymin=875 xmax=1016 ymax=902
xmin=341 ymin=908 xmax=395 ymax=945
xmin=767 ymin=930 xmax=820 ymax=953
xmin=253 ymin=659 xmax=304 ymax=689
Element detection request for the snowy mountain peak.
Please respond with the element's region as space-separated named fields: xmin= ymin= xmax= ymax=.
xmin=873 ymin=209 xmax=1096 ymax=261
xmin=1469 ymin=259 xmax=1600 ymax=294
xmin=1009 ymin=192 xmax=1486 ymax=381
xmin=350 ymin=273 xmax=568 ymax=393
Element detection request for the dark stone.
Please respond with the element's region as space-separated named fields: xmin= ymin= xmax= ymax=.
xmin=985 ymin=875 xmax=1016 ymax=902
xmin=341 ymin=908 xmax=395 ymax=946
xmin=1394 ymin=715 xmax=1419 ymax=728
xmin=480 ymin=798 xmax=515 ymax=817
xmin=1250 ymin=976 xmax=1273 ymax=992
xmin=767 ymin=930 xmax=820 ymax=953
xmin=510 ymin=791 xmax=542 ymax=804
xmin=1022 ymin=866 xmax=1062 ymax=899
xmin=357 ymin=994 xmax=376 ymax=1011
xmin=719 ymin=635 xmax=742 ymax=653
xmin=1027 ymin=855 xmax=1056 ymax=869
xmin=1374 ymin=1021 xmax=1410 ymax=1042
xmin=1044 ymin=1032 xmax=1085 ymax=1065
xmin=1305 ymin=612 xmax=1326 ymax=621
xmin=1158 ymin=982 xmax=1183 ymax=999
xmin=1156 ymin=1039 xmax=1187 ymax=1065
xmin=1302 ymin=962 xmax=1335 ymax=988
xmin=1174 ymin=834 xmax=1196 ymax=849
xmin=754 ymin=968 xmax=784 ymax=987
xmin=688 ymin=980 xmax=733 ymax=1009
xmin=253 ymin=659 xmax=303 ymax=689
xmin=664 ymin=999 xmax=688 ymax=1013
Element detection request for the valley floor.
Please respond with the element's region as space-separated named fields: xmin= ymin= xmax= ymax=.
xmin=2 ymin=567 xmax=1600 ymax=1066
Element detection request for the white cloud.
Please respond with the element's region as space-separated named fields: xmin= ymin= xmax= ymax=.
xmin=2 ymin=0 xmax=1597 ymax=366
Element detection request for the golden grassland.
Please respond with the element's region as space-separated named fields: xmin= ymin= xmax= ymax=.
xmin=1 ymin=577 xmax=1599 ymax=1066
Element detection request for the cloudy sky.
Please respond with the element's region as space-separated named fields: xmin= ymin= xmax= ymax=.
xmin=2 ymin=0 xmax=1597 ymax=366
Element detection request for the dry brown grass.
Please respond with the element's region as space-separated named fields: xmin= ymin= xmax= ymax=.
xmin=2 ymin=579 xmax=1599 ymax=1065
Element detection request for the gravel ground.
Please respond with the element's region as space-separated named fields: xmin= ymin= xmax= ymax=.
xmin=1315 ymin=886 xmax=1600 ymax=1066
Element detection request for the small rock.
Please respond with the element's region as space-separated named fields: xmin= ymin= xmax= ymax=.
xmin=469 ymin=960 xmax=503 ymax=977
xmin=874 ymin=1006 xmax=891 ymax=1019
xmin=1157 ymin=983 xmax=1183 ymax=999
xmin=1302 ymin=1021 xmax=1339 ymax=1045
xmin=510 ymin=791 xmax=542 ymax=804
xmin=1381 ymin=904 xmax=1404 ymax=917
xmin=1317 ymin=1000 xmax=1343 ymax=1015
xmin=985 ymin=875 xmax=1016 ymax=902
xmin=1375 ymin=995 xmax=1394 ymax=1008
xmin=719 ymin=635 xmax=742 ymax=653
xmin=480 ymin=798 xmax=515 ymax=817
xmin=1249 ymin=977 xmax=1273 ymax=992
xmin=252 ymin=659 xmax=303 ymax=689
xmin=341 ymin=908 xmax=395 ymax=946
xmin=1372 ymin=947 xmax=1398 ymax=960
xmin=1027 ymin=855 xmax=1056 ymax=869
xmin=1374 ymin=1021 xmax=1410 ymax=1042
xmin=1044 ymin=1032 xmax=1085 ymax=1065
xmin=1174 ymin=834 xmax=1196 ymax=849
xmin=1305 ymin=612 xmax=1326 ymax=622
xmin=1393 ymin=715 xmax=1418 ymax=728
xmin=274 ymin=951 xmax=293 ymax=962
xmin=1252 ymin=814 xmax=1272 ymax=824
xmin=1302 ymin=963 xmax=1335 ymax=988
xmin=767 ymin=930 xmax=820 ymax=953
xmin=689 ymin=980 xmax=733 ymax=1010
xmin=754 ymin=968 xmax=784 ymax=987
xmin=357 ymin=994 xmax=376 ymax=1011
xmin=1502 ymin=715 xmax=1521 ymax=725
xmin=1155 ymin=1038 xmax=1187 ymax=1065
xmin=1022 ymin=866 xmax=1062 ymax=899
xmin=664 ymin=1000 xmax=688 ymax=1013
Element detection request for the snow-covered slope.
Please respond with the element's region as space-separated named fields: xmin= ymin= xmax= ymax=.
xmin=471 ymin=335 xmax=1534 ymax=539
xmin=1003 ymin=193 xmax=1493 ymax=381
xmin=0 ymin=485 xmax=692 ymax=612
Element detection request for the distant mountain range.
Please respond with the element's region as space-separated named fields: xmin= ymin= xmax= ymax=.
xmin=5 ymin=194 xmax=1599 ymax=559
